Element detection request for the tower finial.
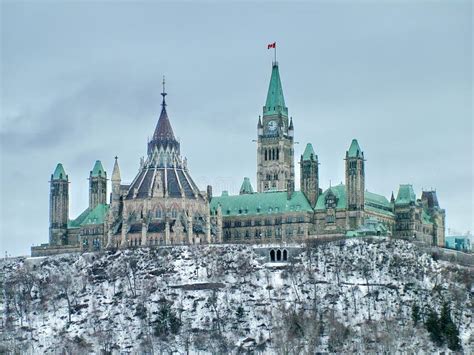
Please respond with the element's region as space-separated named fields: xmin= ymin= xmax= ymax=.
xmin=161 ymin=75 xmax=167 ymax=107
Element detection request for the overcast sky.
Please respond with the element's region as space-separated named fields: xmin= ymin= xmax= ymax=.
xmin=1 ymin=1 xmax=472 ymax=256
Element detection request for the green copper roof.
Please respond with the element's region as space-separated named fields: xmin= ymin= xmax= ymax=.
xmin=315 ymin=184 xmax=347 ymax=210
xmin=52 ymin=163 xmax=67 ymax=181
xmin=211 ymin=190 xmax=312 ymax=217
xmin=91 ymin=160 xmax=106 ymax=178
xmin=315 ymin=184 xmax=394 ymax=217
xmin=263 ymin=63 xmax=288 ymax=117
xmin=395 ymin=184 xmax=416 ymax=206
xmin=302 ymin=143 xmax=317 ymax=161
xmin=347 ymin=139 xmax=363 ymax=158
xmin=365 ymin=191 xmax=391 ymax=208
xmin=239 ymin=177 xmax=254 ymax=195
xmin=68 ymin=203 xmax=109 ymax=228
xmin=346 ymin=217 xmax=389 ymax=237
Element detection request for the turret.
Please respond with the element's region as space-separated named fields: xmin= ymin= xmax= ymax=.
xmin=89 ymin=160 xmax=107 ymax=209
xmin=345 ymin=139 xmax=365 ymax=211
xmin=300 ymin=143 xmax=319 ymax=207
xmin=257 ymin=116 xmax=263 ymax=136
xmin=49 ymin=163 xmax=69 ymax=245
xmin=288 ymin=117 xmax=294 ymax=138
xmin=239 ymin=177 xmax=254 ymax=195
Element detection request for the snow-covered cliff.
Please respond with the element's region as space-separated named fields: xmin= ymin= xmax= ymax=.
xmin=1 ymin=238 xmax=472 ymax=353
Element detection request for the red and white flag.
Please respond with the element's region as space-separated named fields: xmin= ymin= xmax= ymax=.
xmin=267 ymin=42 xmax=276 ymax=49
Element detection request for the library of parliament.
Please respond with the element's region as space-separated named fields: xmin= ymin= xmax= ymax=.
xmin=32 ymin=60 xmax=446 ymax=256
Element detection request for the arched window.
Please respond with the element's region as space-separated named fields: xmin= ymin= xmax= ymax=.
xmin=277 ymin=249 xmax=282 ymax=261
xmin=276 ymin=148 xmax=279 ymax=160
xmin=264 ymin=149 xmax=267 ymax=161
xmin=272 ymin=149 xmax=275 ymax=160
xmin=283 ymin=249 xmax=288 ymax=261
xmin=270 ymin=249 xmax=275 ymax=262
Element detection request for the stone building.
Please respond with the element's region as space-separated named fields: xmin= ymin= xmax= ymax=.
xmin=107 ymin=87 xmax=212 ymax=249
xmin=209 ymin=60 xmax=445 ymax=247
xmin=32 ymin=82 xmax=212 ymax=256
xmin=32 ymin=60 xmax=445 ymax=257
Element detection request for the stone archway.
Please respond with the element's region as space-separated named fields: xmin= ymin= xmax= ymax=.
xmin=270 ymin=249 xmax=275 ymax=262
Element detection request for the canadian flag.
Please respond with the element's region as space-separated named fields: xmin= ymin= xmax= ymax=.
xmin=267 ymin=42 xmax=276 ymax=49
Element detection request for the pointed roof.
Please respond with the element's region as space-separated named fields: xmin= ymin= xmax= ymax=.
xmin=347 ymin=139 xmax=363 ymax=158
xmin=148 ymin=82 xmax=180 ymax=156
xmin=239 ymin=177 xmax=254 ymax=195
xmin=395 ymin=184 xmax=416 ymax=206
xmin=263 ymin=63 xmax=288 ymax=117
xmin=52 ymin=163 xmax=68 ymax=181
xmin=153 ymin=103 xmax=176 ymax=142
xmin=302 ymin=143 xmax=317 ymax=161
xmin=112 ymin=157 xmax=121 ymax=182
xmin=91 ymin=160 xmax=106 ymax=178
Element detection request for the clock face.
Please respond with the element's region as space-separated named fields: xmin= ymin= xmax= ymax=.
xmin=266 ymin=120 xmax=277 ymax=132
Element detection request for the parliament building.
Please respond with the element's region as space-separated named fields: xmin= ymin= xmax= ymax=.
xmin=32 ymin=61 xmax=446 ymax=256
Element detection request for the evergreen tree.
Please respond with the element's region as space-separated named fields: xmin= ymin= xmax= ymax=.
xmin=411 ymin=304 xmax=421 ymax=326
xmin=425 ymin=308 xmax=443 ymax=346
xmin=154 ymin=298 xmax=182 ymax=338
xmin=440 ymin=302 xmax=461 ymax=351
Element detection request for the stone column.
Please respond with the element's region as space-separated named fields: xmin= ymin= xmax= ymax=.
xmin=141 ymin=221 xmax=147 ymax=247
xmin=120 ymin=222 xmax=128 ymax=248
xmin=165 ymin=221 xmax=170 ymax=245
xmin=187 ymin=214 xmax=193 ymax=244
xmin=205 ymin=214 xmax=211 ymax=244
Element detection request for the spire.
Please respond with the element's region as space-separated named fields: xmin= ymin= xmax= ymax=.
xmin=112 ymin=156 xmax=121 ymax=182
xmin=153 ymin=76 xmax=175 ymax=142
xmin=91 ymin=160 xmax=106 ymax=178
xmin=390 ymin=191 xmax=395 ymax=203
xmin=263 ymin=62 xmax=288 ymax=117
xmin=347 ymin=139 xmax=363 ymax=158
xmin=148 ymin=77 xmax=180 ymax=156
xmin=289 ymin=117 xmax=294 ymax=130
xmin=257 ymin=115 xmax=263 ymax=128
xmin=302 ymin=143 xmax=316 ymax=161
xmin=52 ymin=163 xmax=68 ymax=181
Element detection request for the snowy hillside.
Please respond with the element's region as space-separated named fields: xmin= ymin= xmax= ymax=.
xmin=1 ymin=238 xmax=472 ymax=353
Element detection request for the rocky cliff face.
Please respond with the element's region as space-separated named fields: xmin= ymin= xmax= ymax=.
xmin=1 ymin=238 xmax=472 ymax=353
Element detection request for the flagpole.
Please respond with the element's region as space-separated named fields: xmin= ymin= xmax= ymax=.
xmin=274 ymin=44 xmax=276 ymax=63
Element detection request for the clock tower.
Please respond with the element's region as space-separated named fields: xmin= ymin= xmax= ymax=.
xmin=257 ymin=62 xmax=295 ymax=193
